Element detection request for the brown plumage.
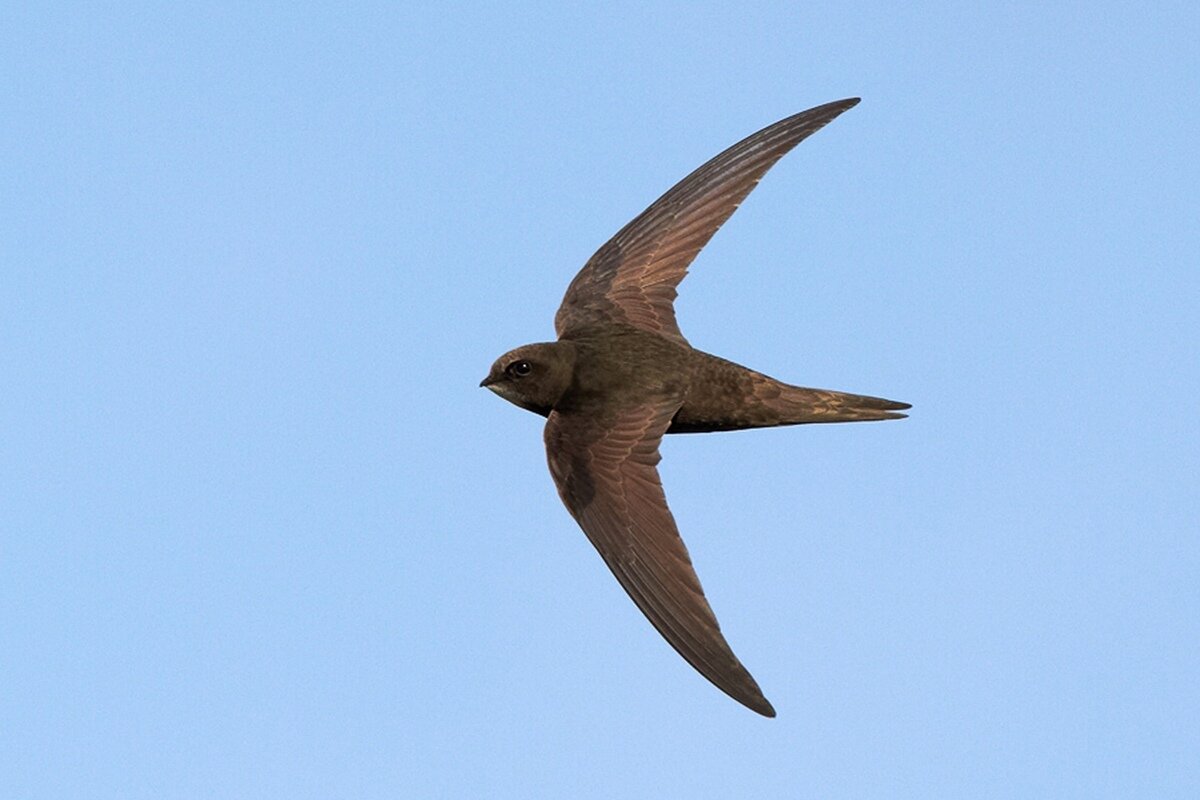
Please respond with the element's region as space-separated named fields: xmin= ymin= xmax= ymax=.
xmin=481 ymin=98 xmax=909 ymax=717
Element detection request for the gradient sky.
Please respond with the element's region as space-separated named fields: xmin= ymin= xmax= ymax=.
xmin=3 ymin=4 xmax=1197 ymax=799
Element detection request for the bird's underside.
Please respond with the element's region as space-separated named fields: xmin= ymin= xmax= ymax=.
xmin=482 ymin=98 xmax=909 ymax=716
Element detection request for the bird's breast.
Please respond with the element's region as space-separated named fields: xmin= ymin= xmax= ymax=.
xmin=560 ymin=330 xmax=690 ymax=410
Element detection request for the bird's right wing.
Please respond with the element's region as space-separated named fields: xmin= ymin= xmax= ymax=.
xmin=543 ymin=401 xmax=775 ymax=717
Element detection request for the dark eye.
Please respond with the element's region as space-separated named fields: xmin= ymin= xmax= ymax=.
xmin=507 ymin=359 xmax=532 ymax=377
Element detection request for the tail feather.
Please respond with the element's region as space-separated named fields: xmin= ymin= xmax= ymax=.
xmin=777 ymin=386 xmax=910 ymax=424
xmin=670 ymin=352 xmax=909 ymax=433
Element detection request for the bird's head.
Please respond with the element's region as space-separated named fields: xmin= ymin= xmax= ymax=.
xmin=480 ymin=341 xmax=576 ymax=417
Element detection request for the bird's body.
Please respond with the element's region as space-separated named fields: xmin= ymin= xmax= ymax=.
xmin=489 ymin=327 xmax=906 ymax=432
xmin=482 ymin=98 xmax=908 ymax=717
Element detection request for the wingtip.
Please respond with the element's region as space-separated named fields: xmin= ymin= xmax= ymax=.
xmin=753 ymin=697 xmax=778 ymax=718
xmin=827 ymin=97 xmax=861 ymax=113
xmin=727 ymin=678 xmax=777 ymax=717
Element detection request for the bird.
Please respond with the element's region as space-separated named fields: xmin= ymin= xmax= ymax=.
xmin=480 ymin=98 xmax=908 ymax=717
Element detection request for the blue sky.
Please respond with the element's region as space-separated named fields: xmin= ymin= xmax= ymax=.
xmin=3 ymin=3 xmax=1197 ymax=798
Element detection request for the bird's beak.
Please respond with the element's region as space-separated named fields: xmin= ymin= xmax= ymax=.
xmin=479 ymin=374 xmax=497 ymax=388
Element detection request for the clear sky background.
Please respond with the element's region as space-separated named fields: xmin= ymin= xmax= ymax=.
xmin=3 ymin=4 xmax=1197 ymax=799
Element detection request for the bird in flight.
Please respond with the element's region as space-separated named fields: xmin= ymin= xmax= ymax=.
xmin=481 ymin=98 xmax=908 ymax=717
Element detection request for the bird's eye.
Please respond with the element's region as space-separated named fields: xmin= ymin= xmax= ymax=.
xmin=507 ymin=360 xmax=532 ymax=377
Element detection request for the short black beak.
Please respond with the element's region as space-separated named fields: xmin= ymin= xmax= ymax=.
xmin=479 ymin=375 xmax=496 ymax=388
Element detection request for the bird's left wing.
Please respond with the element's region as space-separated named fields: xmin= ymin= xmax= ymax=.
xmin=555 ymin=98 xmax=861 ymax=345
xmin=543 ymin=400 xmax=775 ymax=716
